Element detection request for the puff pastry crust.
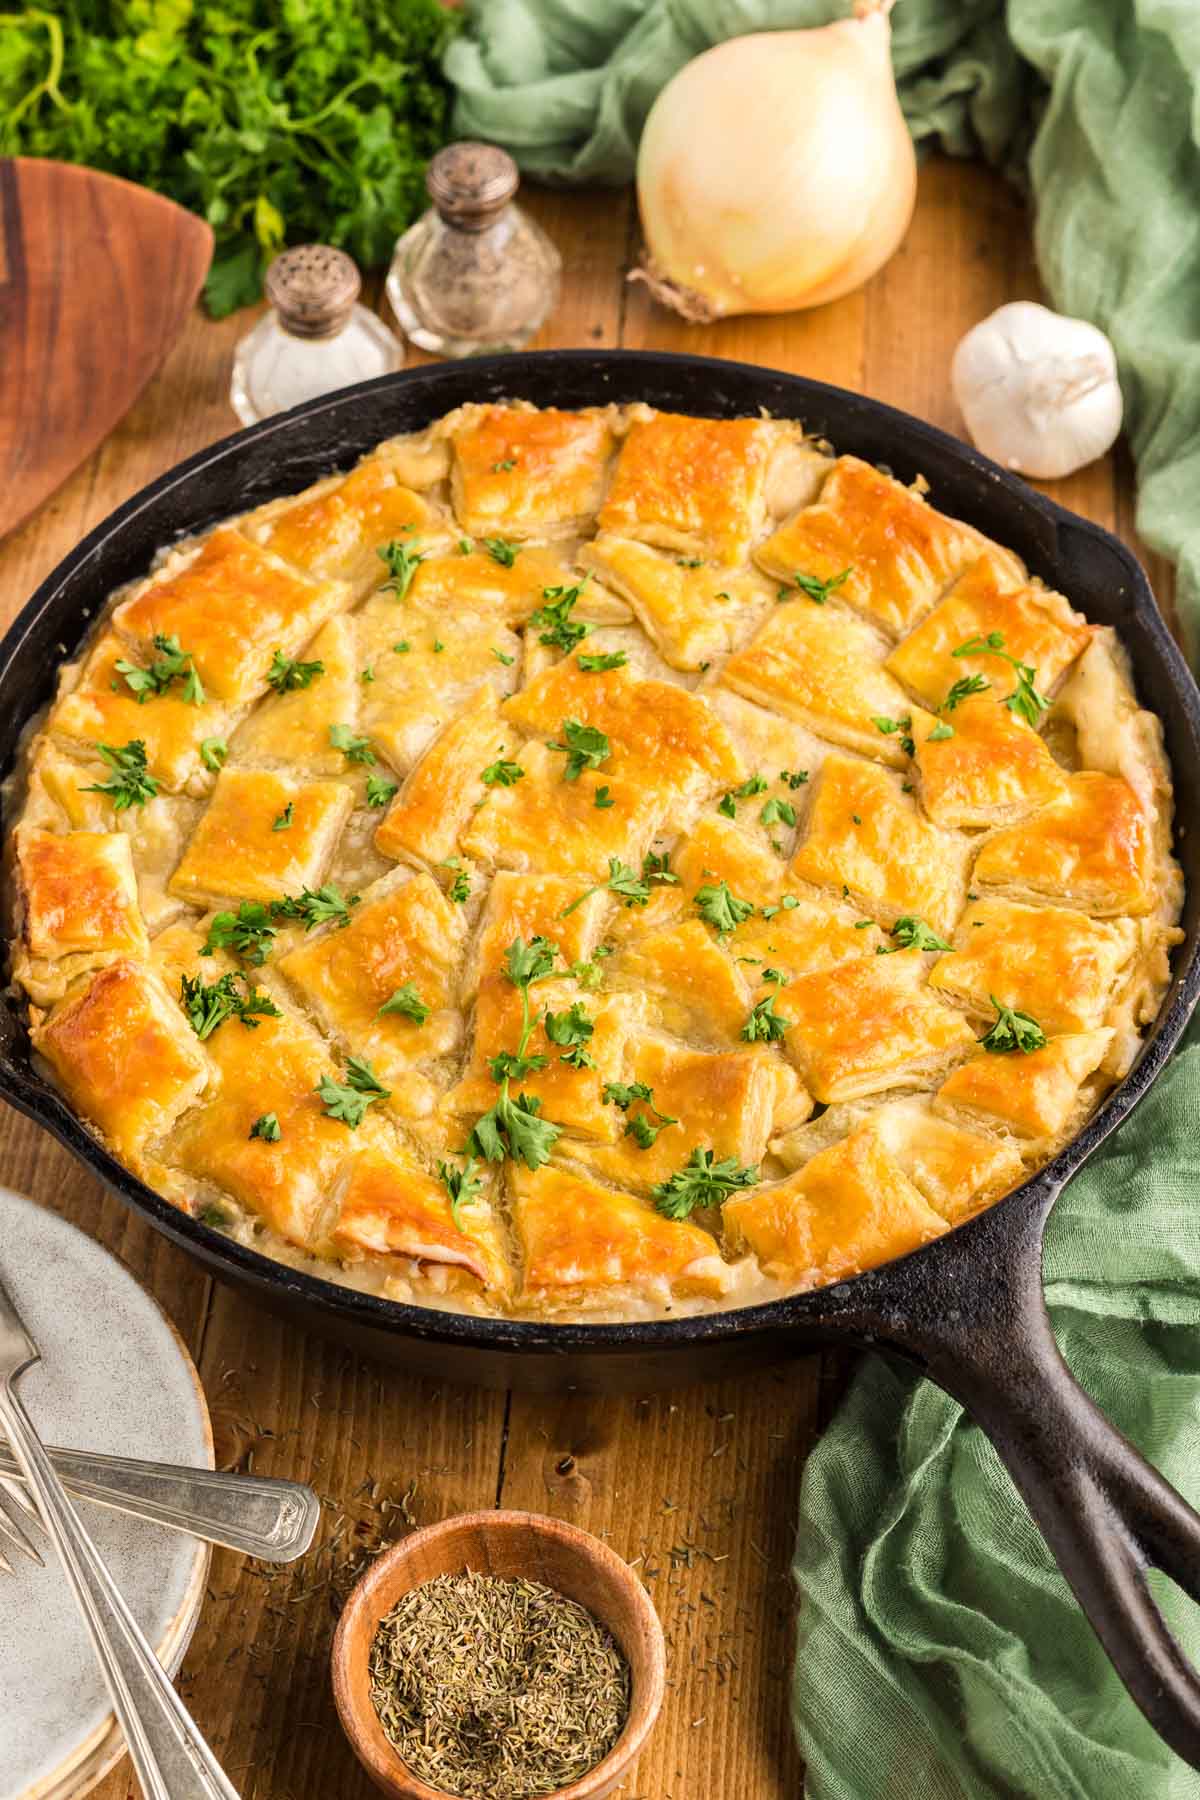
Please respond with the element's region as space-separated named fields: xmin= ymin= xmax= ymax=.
xmin=7 ymin=404 xmax=1181 ymax=1324
xmin=754 ymin=457 xmax=1018 ymax=637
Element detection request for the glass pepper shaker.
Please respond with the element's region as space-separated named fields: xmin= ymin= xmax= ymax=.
xmin=386 ymin=142 xmax=561 ymax=358
xmin=230 ymin=245 xmax=404 ymax=426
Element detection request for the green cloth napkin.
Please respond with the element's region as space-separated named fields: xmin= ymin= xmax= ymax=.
xmin=447 ymin=5 xmax=1200 ymax=1793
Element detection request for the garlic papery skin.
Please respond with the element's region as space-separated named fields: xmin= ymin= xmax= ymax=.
xmin=631 ymin=0 xmax=916 ymax=321
xmin=951 ymin=301 xmax=1123 ymax=481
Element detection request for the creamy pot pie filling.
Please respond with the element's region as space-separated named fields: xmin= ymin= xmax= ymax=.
xmin=4 ymin=403 xmax=1183 ymax=1322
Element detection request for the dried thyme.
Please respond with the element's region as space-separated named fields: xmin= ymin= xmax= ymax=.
xmin=368 ymin=1569 xmax=630 ymax=1798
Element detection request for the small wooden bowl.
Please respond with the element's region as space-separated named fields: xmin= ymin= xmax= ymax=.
xmin=332 ymin=1508 xmax=666 ymax=1800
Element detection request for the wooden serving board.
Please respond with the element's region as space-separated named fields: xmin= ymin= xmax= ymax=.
xmin=0 ymin=158 xmax=212 ymax=542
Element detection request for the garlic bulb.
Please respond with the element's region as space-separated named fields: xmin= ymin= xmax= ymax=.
xmin=951 ymin=301 xmax=1123 ymax=480
xmin=631 ymin=0 xmax=916 ymax=321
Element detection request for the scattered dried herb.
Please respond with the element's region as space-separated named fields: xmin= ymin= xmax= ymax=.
xmin=368 ymin=1570 xmax=630 ymax=1800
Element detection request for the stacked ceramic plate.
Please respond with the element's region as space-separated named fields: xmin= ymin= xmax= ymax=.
xmin=0 ymin=1190 xmax=212 ymax=1800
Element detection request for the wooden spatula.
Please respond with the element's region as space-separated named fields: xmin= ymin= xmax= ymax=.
xmin=0 ymin=157 xmax=213 ymax=540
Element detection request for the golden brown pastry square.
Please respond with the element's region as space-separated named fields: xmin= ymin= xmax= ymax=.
xmin=169 ymin=767 xmax=352 ymax=907
xmin=885 ymin=551 xmax=1092 ymax=707
xmin=511 ymin=1163 xmax=731 ymax=1304
xmin=598 ymin=411 xmax=777 ymax=563
xmin=790 ymin=754 xmax=971 ymax=937
xmin=32 ymin=960 xmax=208 ymax=1159
xmin=718 ymin=599 xmax=935 ymax=765
xmin=247 ymin=454 xmax=451 ymax=583
xmin=971 ymin=772 xmax=1156 ymax=917
xmin=450 ymin=404 xmax=616 ymax=538
xmin=47 ymin=633 xmax=230 ymax=793
xmin=911 ymin=693 xmax=1067 ymax=829
xmin=113 ymin=528 xmax=348 ymax=705
xmin=723 ymin=1128 xmax=949 ymax=1285
xmin=782 ymin=949 xmax=975 ymax=1102
xmin=754 ymin=457 xmax=1015 ymax=637
xmin=933 ymin=1030 xmax=1114 ymax=1139
xmin=926 ymin=898 xmax=1139 ymax=1033
xmin=577 ymin=533 xmax=771 ymax=671
xmin=325 ymin=1144 xmax=511 ymax=1292
xmin=13 ymin=827 xmax=148 ymax=1004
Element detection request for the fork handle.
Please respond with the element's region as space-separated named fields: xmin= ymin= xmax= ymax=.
xmin=0 ymin=1443 xmax=319 ymax=1562
xmin=0 ymin=1383 xmax=240 ymax=1800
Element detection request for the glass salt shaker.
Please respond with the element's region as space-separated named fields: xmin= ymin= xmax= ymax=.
xmin=386 ymin=142 xmax=561 ymax=358
xmin=230 ymin=245 xmax=404 ymax=426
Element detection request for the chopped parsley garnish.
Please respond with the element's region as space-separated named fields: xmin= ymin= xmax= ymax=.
xmin=943 ymin=673 xmax=990 ymax=711
xmin=488 ymin=1047 xmax=550 ymax=1082
xmin=980 ymin=995 xmax=1047 ymax=1055
xmin=466 ymin=936 xmax=564 ymax=1171
xmin=492 ymin=647 xmax=515 ymax=666
xmin=529 ymin=581 xmax=590 ymax=652
xmin=716 ymin=773 xmax=769 ymax=819
xmin=365 ymin=774 xmax=398 ymax=808
xmin=676 ymin=556 xmax=705 ymax=568
xmin=329 ymin=723 xmax=376 ymax=766
xmin=544 ymin=1002 xmax=596 ymax=1070
xmin=203 ymin=901 xmax=278 ymax=966
xmin=780 ymin=566 xmax=853 ymax=605
xmin=779 ymin=768 xmax=809 ymax=788
xmin=249 ymin=1112 xmax=281 ymax=1142
xmin=602 ymin=1080 xmax=677 ymax=1148
xmin=180 ymin=971 xmax=280 ymax=1040
xmin=433 ymin=640 xmax=444 ymax=653
xmin=266 ymin=651 xmax=324 ymax=693
xmin=549 ymin=718 xmax=610 ymax=781
xmin=560 ymin=857 xmax=650 ymax=917
xmin=759 ymin=796 xmax=797 ymax=828
xmin=652 ymin=1148 xmax=759 ymax=1221
xmin=378 ymin=537 xmax=425 ymax=599
xmin=492 ymin=458 xmax=517 ymax=472
xmin=438 ymin=1157 xmax=484 ymax=1228
xmin=81 ymin=740 xmax=159 ymax=811
xmin=741 ymin=992 xmax=792 ymax=1042
xmin=694 ymin=881 xmax=754 ymax=937
xmin=878 ymin=915 xmax=954 ymax=954
xmin=952 ymin=632 xmax=1050 ymax=725
xmin=444 ymin=865 xmax=471 ymax=904
xmin=642 ymin=851 xmax=679 ymax=886
xmin=482 ymin=536 xmax=520 ymax=568
xmin=872 ymin=715 xmax=915 ymax=755
xmin=200 ymin=737 xmax=227 ymax=772
xmin=316 ymin=1059 xmax=390 ymax=1127
xmin=927 ymin=721 xmax=955 ymax=742
xmin=594 ymin=785 xmax=614 ymax=809
xmin=115 ymin=633 xmax=204 ymax=705
xmin=270 ymin=883 xmax=359 ymax=930
xmin=577 ymin=650 xmax=627 ymax=672
xmin=481 ymin=756 xmax=525 ymax=787
xmin=761 ymin=895 xmax=801 ymax=920
xmin=361 ymin=665 xmax=375 ymax=683
xmin=272 ymin=802 xmax=294 ymax=831
xmin=379 ymin=983 xmax=430 ymax=1024
xmin=393 ymin=640 xmax=411 ymax=654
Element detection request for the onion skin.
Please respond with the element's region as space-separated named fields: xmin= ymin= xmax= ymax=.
xmin=633 ymin=8 xmax=917 ymax=319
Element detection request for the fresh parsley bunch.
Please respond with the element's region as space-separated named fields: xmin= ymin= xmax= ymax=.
xmin=0 ymin=0 xmax=458 ymax=316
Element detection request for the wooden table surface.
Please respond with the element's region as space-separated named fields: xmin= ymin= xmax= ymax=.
xmin=0 ymin=159 xmax=1174 ymax=1800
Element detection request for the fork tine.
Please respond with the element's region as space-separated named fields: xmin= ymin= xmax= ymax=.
xmin=0 ymin=1478 xmax=43 ymax=1565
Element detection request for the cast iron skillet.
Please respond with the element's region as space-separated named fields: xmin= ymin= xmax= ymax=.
xmin=3 ymin=351 xmax=1200 ymax=1761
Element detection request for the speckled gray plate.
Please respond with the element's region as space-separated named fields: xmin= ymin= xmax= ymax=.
xmin=0 ymin=1189 xmax=212 ymax=1800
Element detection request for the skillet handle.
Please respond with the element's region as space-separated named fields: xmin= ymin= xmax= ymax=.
xmin=870 ymin=1189 xmax=1200 ymax=1769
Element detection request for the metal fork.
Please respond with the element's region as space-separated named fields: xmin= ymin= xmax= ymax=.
xmin=0 ymin=1441 xmax=319 ymax=1563
xmin=0 ymin=1263 xmax=241 ymax=1800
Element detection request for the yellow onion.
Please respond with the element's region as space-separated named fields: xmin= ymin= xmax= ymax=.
xmin=632 ymin=1 xmax=916 ymax=320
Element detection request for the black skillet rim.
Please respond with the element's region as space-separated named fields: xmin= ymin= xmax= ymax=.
xmin=2 ymin=347 xmax=1198 ymax=1356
